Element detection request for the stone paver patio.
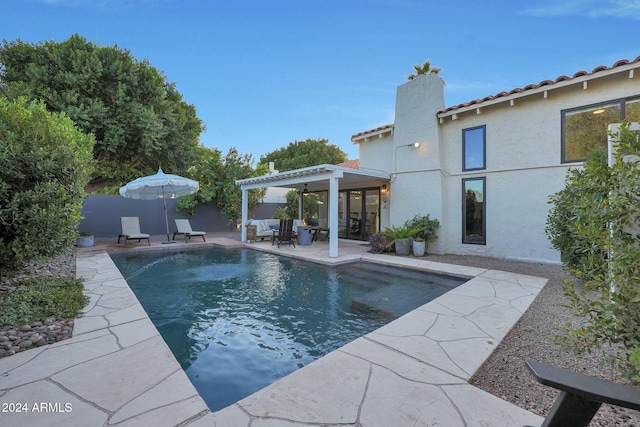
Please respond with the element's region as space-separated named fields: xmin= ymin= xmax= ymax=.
xmin=0 ymin=237 xmax=544 ymax=426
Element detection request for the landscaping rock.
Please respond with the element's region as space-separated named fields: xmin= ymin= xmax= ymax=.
xmin=0 ymin=252 xmax=77 ymax=359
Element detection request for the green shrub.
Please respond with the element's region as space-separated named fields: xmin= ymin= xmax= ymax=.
xmin=546 ymin=148 xmax=610 ymax=281
xmin=381 ymin=222 xmax=420 ymax=248
xmin=0 ymin=276 xmax=88 ymax=326
xmin=0 ymin=97 xmax=94 ymax=275
xmin=548 ymin=122 xmax=640 ymax=382
xmin=406 ymin=214 xmax=440 ymax=243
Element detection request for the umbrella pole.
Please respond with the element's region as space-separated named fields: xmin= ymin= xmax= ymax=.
xmin=162 ymin=186 xmax=175 ymax=244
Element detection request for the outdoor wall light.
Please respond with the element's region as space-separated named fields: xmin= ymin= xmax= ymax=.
xmin=302 ymin=184 xmax=309 ymax=196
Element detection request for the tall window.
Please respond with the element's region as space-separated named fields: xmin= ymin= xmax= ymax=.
xmin=463 ymin=178 xmax=485 ymax=245
xmin=463 ymin=126 xmax=486 ymax=171
xmin=562 ymin=96 xmax=640 ymax=163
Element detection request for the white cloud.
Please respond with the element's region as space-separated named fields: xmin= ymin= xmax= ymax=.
xmin=521 ymin=0 xmax=640 ymax=20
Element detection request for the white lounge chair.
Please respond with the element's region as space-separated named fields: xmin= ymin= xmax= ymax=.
xmin=118 ymin=217 xmax=150 ymax=246
xmin=173 ymin=219 xmax=206 ymax=242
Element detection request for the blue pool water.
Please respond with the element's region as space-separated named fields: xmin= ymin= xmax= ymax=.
xmin=110 ymin=247 xmax=465 ymax=411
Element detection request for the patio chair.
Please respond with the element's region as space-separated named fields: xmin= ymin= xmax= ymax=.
xmin=525 ymin=359 xmax=640 ymax=427
xmin=274 ymin=219 xmax=296 ymax=248
xmin=173 ymin=219 xmax=206 ymax=242
xmin=118 ymin=217 xmax=150 ymax=246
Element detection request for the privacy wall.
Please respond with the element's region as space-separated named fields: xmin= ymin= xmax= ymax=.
xmin=79 ymin=194 xmax=282 ymax=238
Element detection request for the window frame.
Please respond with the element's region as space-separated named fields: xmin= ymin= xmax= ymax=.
xmin=561 ymin=95 xmax=640 ymax=163
xmin=462 ymin=177 xmax=486 ymax=245
xmin=462 ymin=125 xmax=486 ymax=171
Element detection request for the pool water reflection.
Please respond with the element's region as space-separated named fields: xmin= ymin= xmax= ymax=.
xmin=110 ymin=247 xmax=464 ymax=411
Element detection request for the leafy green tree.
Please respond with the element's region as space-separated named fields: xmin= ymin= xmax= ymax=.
xmin=547 ymin=122 xmax=640 ymax=381
xmin=546 ymin=147 xmax=610 ymax=281
xmin=407 ymin=59 xmax=442 ymax=80
xmin=0 ymin=97 xmax=94 ymax=275
xmin=281 ymin=189 xmax=319 ymax=220
xmin=0 ymin=34 xmax=203 ymax=192
xmin=177 ymin=147 xmax=267 ymax=227
xmin=260 ymin=138 xmax=347 ymax=172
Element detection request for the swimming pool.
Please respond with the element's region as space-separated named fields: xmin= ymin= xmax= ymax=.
xmin=110 ymin=247 xmax=465 ymax=411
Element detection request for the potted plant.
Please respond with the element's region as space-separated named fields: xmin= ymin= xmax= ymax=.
xmin=406 ymin=214 xmax=440 ymax=256
xmin=381 ymin=222 xmax=420 ymax=256
xmin=77 ymin=231 xmax=94 ymax=247
xmin=367 ymin=232 xmax=389 ymax=254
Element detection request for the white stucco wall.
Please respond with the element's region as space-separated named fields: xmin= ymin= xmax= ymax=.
xmin=358 ymin=134 xmax=394 ymax=173
xmin=436 ymin=72 xmax=639 ymax=262
xmin=389 ymin=74 xmax=445 ymax=239
xmin=357 ymin=64 xmax=639 ymax=263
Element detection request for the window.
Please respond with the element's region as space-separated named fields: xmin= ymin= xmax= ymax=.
xmin=562 ymin=96 xmax=640 ymax=163
xmin=462 ymin=178 xmax=485 ymax=245
xmin=463 ymin=126 xmax=486 ymax=171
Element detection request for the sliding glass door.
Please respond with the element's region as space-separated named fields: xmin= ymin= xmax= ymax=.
xmin=337 ymin=188 xmax=380 ymax=240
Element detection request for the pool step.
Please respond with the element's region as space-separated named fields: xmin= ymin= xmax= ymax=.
xmin=351 ymin=280 xmax=457 ymax=318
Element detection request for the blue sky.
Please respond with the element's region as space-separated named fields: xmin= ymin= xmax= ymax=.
xmin=2 ymin=0 xmax=638 ymax=161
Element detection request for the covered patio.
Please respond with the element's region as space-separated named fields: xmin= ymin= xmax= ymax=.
xmin=236 ymin=164 xmax=390 ymax=257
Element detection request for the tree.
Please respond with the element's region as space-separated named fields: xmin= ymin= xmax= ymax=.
xmin=260 ymin=138 xmax=347 ymax=172
xmin=177 ymin=147 xmax=268 ymax=227
xmin=277 ymin=189 xmax=319 ymax=220
xmin=0 ymin=97 xmax=94 ymax=275
xmin=545 ymin=148 xmax=610 ymax=280
xmin=407 ymin=59 xmax=442 ymax=81
xmin=547 ymin=122 xmax=640 ymax=382
xmin=0 ymin=34 xmax=204 ymax=192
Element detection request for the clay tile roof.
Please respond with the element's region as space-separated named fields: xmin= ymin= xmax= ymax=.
xmin=437 ymin=56 xmax=640 ymax=115
xmin=350 ymin=124 xmax=394 ymax=140
xmin=338 ymin=159 xmax=359 ymax=169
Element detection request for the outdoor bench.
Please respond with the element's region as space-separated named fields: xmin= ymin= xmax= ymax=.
xmin=525 ymin=359 xmax=640 ymax=427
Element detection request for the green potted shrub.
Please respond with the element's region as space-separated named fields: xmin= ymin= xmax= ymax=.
xmin=382 ymin=222 xmax=420 ymax=255
xmin=407 ymin=214 xmax=440 ymax=256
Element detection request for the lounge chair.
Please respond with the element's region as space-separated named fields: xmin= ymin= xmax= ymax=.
xmin=118 ymin=217 xmax=150 ymax=246
xmin=274 ymin=219 xmax=296 ymax=248
xmin=172 ymin=219 xmax=206 ymax=242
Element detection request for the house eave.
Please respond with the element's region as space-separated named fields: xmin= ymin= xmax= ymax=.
xmin=437 ymin=60 xmax=640 ymax=121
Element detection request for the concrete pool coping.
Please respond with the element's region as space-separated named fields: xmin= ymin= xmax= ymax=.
xmin=0 ymin=237 xmax=544 ymax=426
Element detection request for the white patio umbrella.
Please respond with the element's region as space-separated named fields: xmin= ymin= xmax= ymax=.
xmin=119 ymin=168 xmax=199 ymax=244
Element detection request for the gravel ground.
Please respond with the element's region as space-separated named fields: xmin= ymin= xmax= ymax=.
xmin=3 ymin=247 xmax=638 ymax=425
xmin=431 ymin=254 xmax=639 ymax=427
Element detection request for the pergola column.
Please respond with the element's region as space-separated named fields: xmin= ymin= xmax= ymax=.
xmin=329 ymin=175 xmax=339 ymax=257
xmin=241 ymin=188 xmax=248 ymax=242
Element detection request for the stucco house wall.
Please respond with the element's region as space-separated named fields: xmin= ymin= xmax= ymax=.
xmin=356 ymin=58 xmax=640 ymax=263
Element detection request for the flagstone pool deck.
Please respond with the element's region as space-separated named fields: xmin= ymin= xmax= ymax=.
xmin=0 ymin=236 xmax=544 ymax=426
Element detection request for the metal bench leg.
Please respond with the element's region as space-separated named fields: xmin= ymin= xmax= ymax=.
xmin=542 ymin=391 xmax=602 ymax=427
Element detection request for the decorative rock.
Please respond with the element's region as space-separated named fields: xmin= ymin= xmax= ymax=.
xmin=0 ymin=253 xmax=76 ymax=358
xmin=18 ymin=340 xmax=33 ymax=348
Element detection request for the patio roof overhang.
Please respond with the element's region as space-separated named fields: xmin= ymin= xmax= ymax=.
xmin=236 ymin=164 xmax=390 ymax=192
xmin=236 ymin=164 xmax=390 ymax=258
